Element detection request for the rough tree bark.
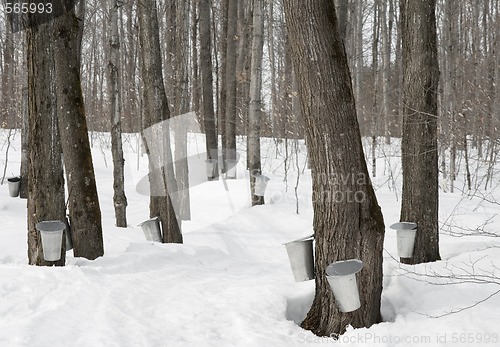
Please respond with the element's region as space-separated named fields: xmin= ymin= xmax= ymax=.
xmin=495 ymin=0 xmax=500 ymax=134
xmin=283 ymin=0 xmax=385 ymax=336
xmin=335 ymin=0 xmax=349 ymax=41
xmin=381 ymin=0 xmax=392 ymax=144
xmin=27 ymin=22 xmax=66 ymax=266
xmin=235 ymin=0 xmax=252 ymax=136
xmin=52 ymin=10 xmax=104 ymax=260
xmin=191 ymin=0 xmax=200 ymax=119
xmin=248 ymin=0 xmax=264 ymax=206
xmin=400 ymin=0 xmax=441 ymax=264
xmin=1 ymin=27 xmax=14 ymax=128
xmin=108 ymin=0 xmax=128 ymax=227
xmin=173 ymin=0 xmax=191 ymax=221
xmin=20 ymin=87 xmax=29 ymax=199
xmin=224 ymin=0 xmax=238 ymax=167
xmin=370 ymin=0 xmax=380 ymax=177
xmin=138 ymin=0 xmax=182 ymax=244
xmin=267 ymin=0 xmax=278 ymax=139
xmin=199 ymin=0 xmax=219 ymax=178
xmin=219 ymin=0 xmax=228 ymax=171
xmin=354 ymin=0 xmax=364 ymax=130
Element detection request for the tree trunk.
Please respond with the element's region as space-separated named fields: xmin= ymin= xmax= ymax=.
xmin=371 ymin=0 xmax=380 ymax=177
xmin=191 ymin=0 xmax=201 ymax=119
xmin=199 ymin=0 xmax=219 ymax=178
xmin=20 ymin=87 xmax=29 ymax=199
xmin=283 ymin=0 xmax=385 ymax=336
xmin=267 ymin=0 xmax=278 ymax=139
xmin=400 ymin=0 xmax=440 ymax=264
xmin=354 ymin=0 xmax=364 ymax=131
xmin=494 ymin=0 xmax=500 ymax=140
xmin=381 ymin=0 xmax=392 ymax=144
xmin=52 ymin=10 xmax=104 ymax=260
xmin=108 ymin=0 xmax=128 ymax=227
xmin=219 ymin=0 xmax=229 ymax=171
xmin=395 ymin=0 xmax=404 ymax=136
xmin=335 ymin=0 xmax=349 ymax=41
xmin=27 ymin=22 xmax=66 ymax=266
xmin=138 ymin=0 xmax=182 ymax=244
xmin=1 ymin=27 xmax=14 ymax=128
xmin=248 ymin=0 xmax=264 ymax=206
xmin=224 ymin=0 xmax=239 ymax=166
xmin=173 ymin=0 xmax=191 ymax=221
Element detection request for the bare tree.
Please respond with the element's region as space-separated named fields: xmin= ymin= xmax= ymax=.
xmin=108 ymin=0 xmax=128 ymax=227
xmin=191 ymin=0 xmax=201 ymax=119
xmin=235 ymin=0 xmax=251 ymax=136
xmin=218 ymin=0 xmax=229 ymax=171
xmin=52 ymin=9 xmax=104 ymax=260
xmin=138 ymin=0 xmax=182 ymax=244
xmin=173 ymin=0 xmax=191 ymax=221
xmin=400 ymin=0 xmax=441 ymax=264
xmin=248 ymin=0 xmax=264 ymax=206
xmin=381 ymin=0 xmax=392 ymax=144
xmin=199 ymin=0 xmax=219 ymax=179
xmin=1 ymin=26 xmax=15 ymax=128
xmin=370 ymin=0 xmax=380 ymax=177
xmin=20 ymin=86 xmax=28 ymax=199
xmin=335 ymin=0 xmax=349 ymax=41
xmin=283 ymin=0 xmax=385 ymax=336
xmin=26 ymin=21 xmax=66 ymax=266
xmin=224 ymin=0 xmax=239 ymax=169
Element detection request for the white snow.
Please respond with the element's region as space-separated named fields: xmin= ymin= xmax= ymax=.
xmin=1 ymin=130 xmax=499 ymax=346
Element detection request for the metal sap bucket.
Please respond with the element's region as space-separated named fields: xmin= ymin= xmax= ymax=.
xmin=205 ymin=159 xmax=218 ymax=179
xmin=225 ymin=159 xmax=238 ymax=179
xmin=390 ymin=222 xmax=417 ymax=258
xmin=326 ymin=259 xmax=364 ymax=313
xmin=254 ymin=174 xmax=270 ymax=197
xmin=7 ymin=176 xmax=21 ymax=197
xmin=36 ymin=221 xmax=66 ymax=261
xmin=138 ymin=217 xmax=162 ymax=242
xmin=284 ymin=235 xmax=315 ymax=282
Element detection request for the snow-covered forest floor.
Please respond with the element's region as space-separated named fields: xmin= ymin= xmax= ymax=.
xmin=1 ymin=129 xmax=499 ymax=346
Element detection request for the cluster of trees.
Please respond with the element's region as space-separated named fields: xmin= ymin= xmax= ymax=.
xmin=0 ymin=0 xmax=497 ymax=338
xmin=2 ymin=1 xmax=498 ymax=196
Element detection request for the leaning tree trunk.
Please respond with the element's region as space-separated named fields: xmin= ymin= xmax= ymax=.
xmin=248 ymin=0 xmax=264 ymax=206
xmin=51 ymin=11 xmax=104 ymax=260
xmin=283 ymin=0 xmax=385 ymax=337
xmin=108 ymin=0 xmax=128 ymax=227
xmin=138 ymin=0 xmax=182 ymax=244
xmin=400 ymin=0 xmax=440 ymax=264
xmin=27 ymin=22 xmax=66 ymax=266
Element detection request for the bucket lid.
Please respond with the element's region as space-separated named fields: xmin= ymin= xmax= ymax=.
xmin=7 ymin=176 xmax=21 ymax=182
xmin=390 ymin=222 xmax=417 ymax=230
xmin=137 ymin=216 xmax=160 ymax=227
xmin=326 ymin=259 xmax=363 ymax=277
xmin=283 ymin=234 xmax=314 ymax=245
xmin=35 ymin=221 xmax=66 ymax=233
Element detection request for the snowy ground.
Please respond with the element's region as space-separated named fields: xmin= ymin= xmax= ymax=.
xmin=1 ymin=129 xmax=499 ymax=346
